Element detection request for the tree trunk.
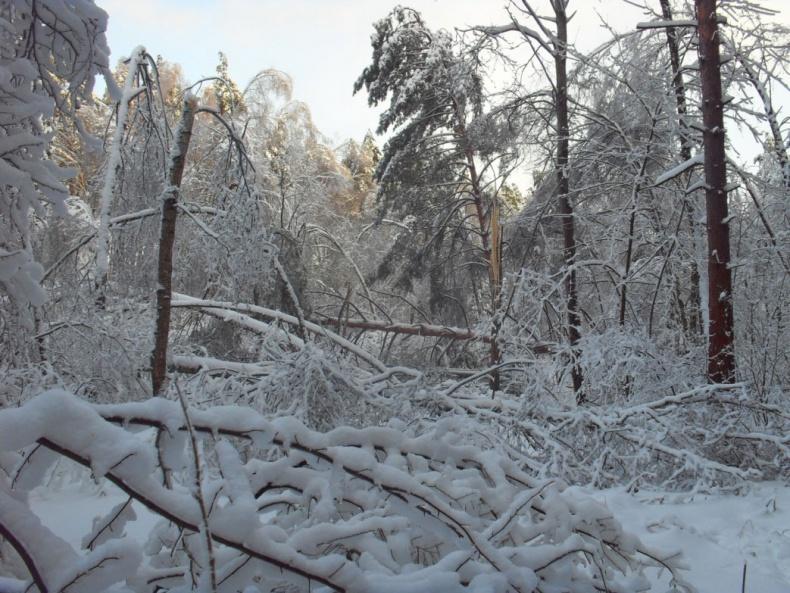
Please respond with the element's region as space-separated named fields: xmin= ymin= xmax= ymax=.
xmin=553 ymin=2 xmax=584 ymax=400
xmin=151 ymin=95 xmax=198 ymax=396
xmin=619 ymin=125 xmax=656 ymax=327
xmin=659 ymin=0 xmax=704 ymax=340
xmin=95 ymin=46 xmax=145 ymax=308
xmin=695 ymin=0 xmax=736 ymax=383
xmin=454 ymin=99 xmax=503 ymax=388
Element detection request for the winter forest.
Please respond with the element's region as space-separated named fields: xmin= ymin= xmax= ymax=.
xmin=0 ymin=0 xmax=789 ymax=591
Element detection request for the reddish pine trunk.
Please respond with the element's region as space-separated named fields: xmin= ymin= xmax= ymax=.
xmin=151 ymin=95 xmax=198 ymax=396
xmin=696 ymin=0 xmax=736 ymax=383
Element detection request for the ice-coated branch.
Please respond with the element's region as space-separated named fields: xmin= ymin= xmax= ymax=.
xmin=636 ymin=19 xmax=698 ymax=29
xmin=177 ymin=384 xmax=217 ymax=591
xmin=654 ymin=153 xmax=705 ymax=186
xmin=0 ymin=511 xmax=48 ymax=593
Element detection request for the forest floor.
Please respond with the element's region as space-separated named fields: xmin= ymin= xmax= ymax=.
xmin=571 ymin=483 xmax=790 ymax=592
xmin=28 ymin=473 xmax=790 ymax=593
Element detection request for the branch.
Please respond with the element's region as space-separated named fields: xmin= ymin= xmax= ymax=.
xmin=636 ymin=19 xmax=698 ymax=29
xmin=171 ymin=294 xmax=387 ymax=372
xmin=474 ymin=22 xmax=554 ymax=55
xmin=0 ymin=515 xmax=48 ymax=593
xmin=653 ymin=153 xmax=705 ymax=185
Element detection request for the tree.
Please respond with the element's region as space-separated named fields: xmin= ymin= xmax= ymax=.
xmin=720 ymin=8 xmax=790 ymax=191
xmin=478 ymin=0 xmax=584 ymax=399
xmin=0 ymin=0 xmax=111 ymax=311
xmin=696 ymin=0 xmax=736 ymax=383
xmin=213 ymin=52 xmax=245 ymax=115
xmin=355 ymin=7 xmax=518 ymax=376
xmin=151 ymin=95 xmax=198 ymax=396
xmin=657 ymin=0 xmax=704 ymax=341
xmin=337 ymin=132 xmax=380 ymax=215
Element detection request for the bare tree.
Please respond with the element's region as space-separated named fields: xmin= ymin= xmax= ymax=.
xmin=478 ymin=0 xmax=584 ymax=400
xmin=551 ymin=2 xmax=583 ymax=398
xmin=658 ymin=0 xmax=704 ymax=339
xmin=151 ymin=95 xmax=198 ymax=396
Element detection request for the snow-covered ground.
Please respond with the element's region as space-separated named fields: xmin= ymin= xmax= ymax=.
xmin=27 ymin=478 xmax=790 ymax=593
xmin=574 ymin=484 xmax=790 ymax=593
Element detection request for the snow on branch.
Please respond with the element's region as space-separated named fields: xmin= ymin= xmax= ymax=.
xmin=174 ymin=293 xmax=554 ymax=358
xmin=171 ymin=355 xmax=274 ymax=376
xmin=94 ymin=46 xmax=146 ymax=296
xmin=636 ymin=19 xmax=698 ymax=29
xmin=318 ymin=316 xmax=505 ymax=344
xmin=474 ymin=23 xmax=555 ymax=54
xmin=434 ymin=382 xmax=786 ymax=489
xmin=0 ymin=390 xmax=694 ymax=593
xmin=654 ymin=153 xmax=705 ymax=185
xmin=171 ymin=294 xmax=387 ymax=372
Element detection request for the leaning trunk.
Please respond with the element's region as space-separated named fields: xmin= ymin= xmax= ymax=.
xmin=94 ymin=46 xmax=145 ymax=307
xmin=151 ymin=95 xmax=198 ymax=396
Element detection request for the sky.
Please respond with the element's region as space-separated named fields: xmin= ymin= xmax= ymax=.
xmin=98 ymin=0 xmax=789 ymax=148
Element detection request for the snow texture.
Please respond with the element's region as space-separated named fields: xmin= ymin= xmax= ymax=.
xmin=0 ymin=390 xmax=693 ymax=593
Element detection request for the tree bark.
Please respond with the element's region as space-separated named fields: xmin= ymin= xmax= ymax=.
xmin=695 ymin=0 xmax=736 ymax=383
xmin=553 ymin=2 xmax=584 ymax=400
xmin=151 ymin=95 xmax=198 ymax=396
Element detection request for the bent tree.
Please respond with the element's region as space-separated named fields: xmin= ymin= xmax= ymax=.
xmin=354 ymin=7 xmax=512 ymax=381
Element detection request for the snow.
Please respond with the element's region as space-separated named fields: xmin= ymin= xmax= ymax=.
xmin=1 ymin=6 xmax=787 ymax=591
xmin=636 ymin=19 xmax=698 ymax=29
xmin=582 ymin=484 xmax=790 ymax=593
xmin=654 ymin=154 xmax=705 ymax=185
xmin=24 ymin=480 xmax=790 ymax=592
xmin=2 ymin=390 xmax=696 ymax=592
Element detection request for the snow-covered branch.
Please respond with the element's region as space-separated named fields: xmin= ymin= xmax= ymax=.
xmin=653 ymin=154 xmax=704 ymax=186
xmin=0 ymin=390 xmax=694 ymax=593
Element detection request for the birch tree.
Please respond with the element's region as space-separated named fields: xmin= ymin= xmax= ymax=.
xmin=0 ymin=0 xmax=111 ymax=315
